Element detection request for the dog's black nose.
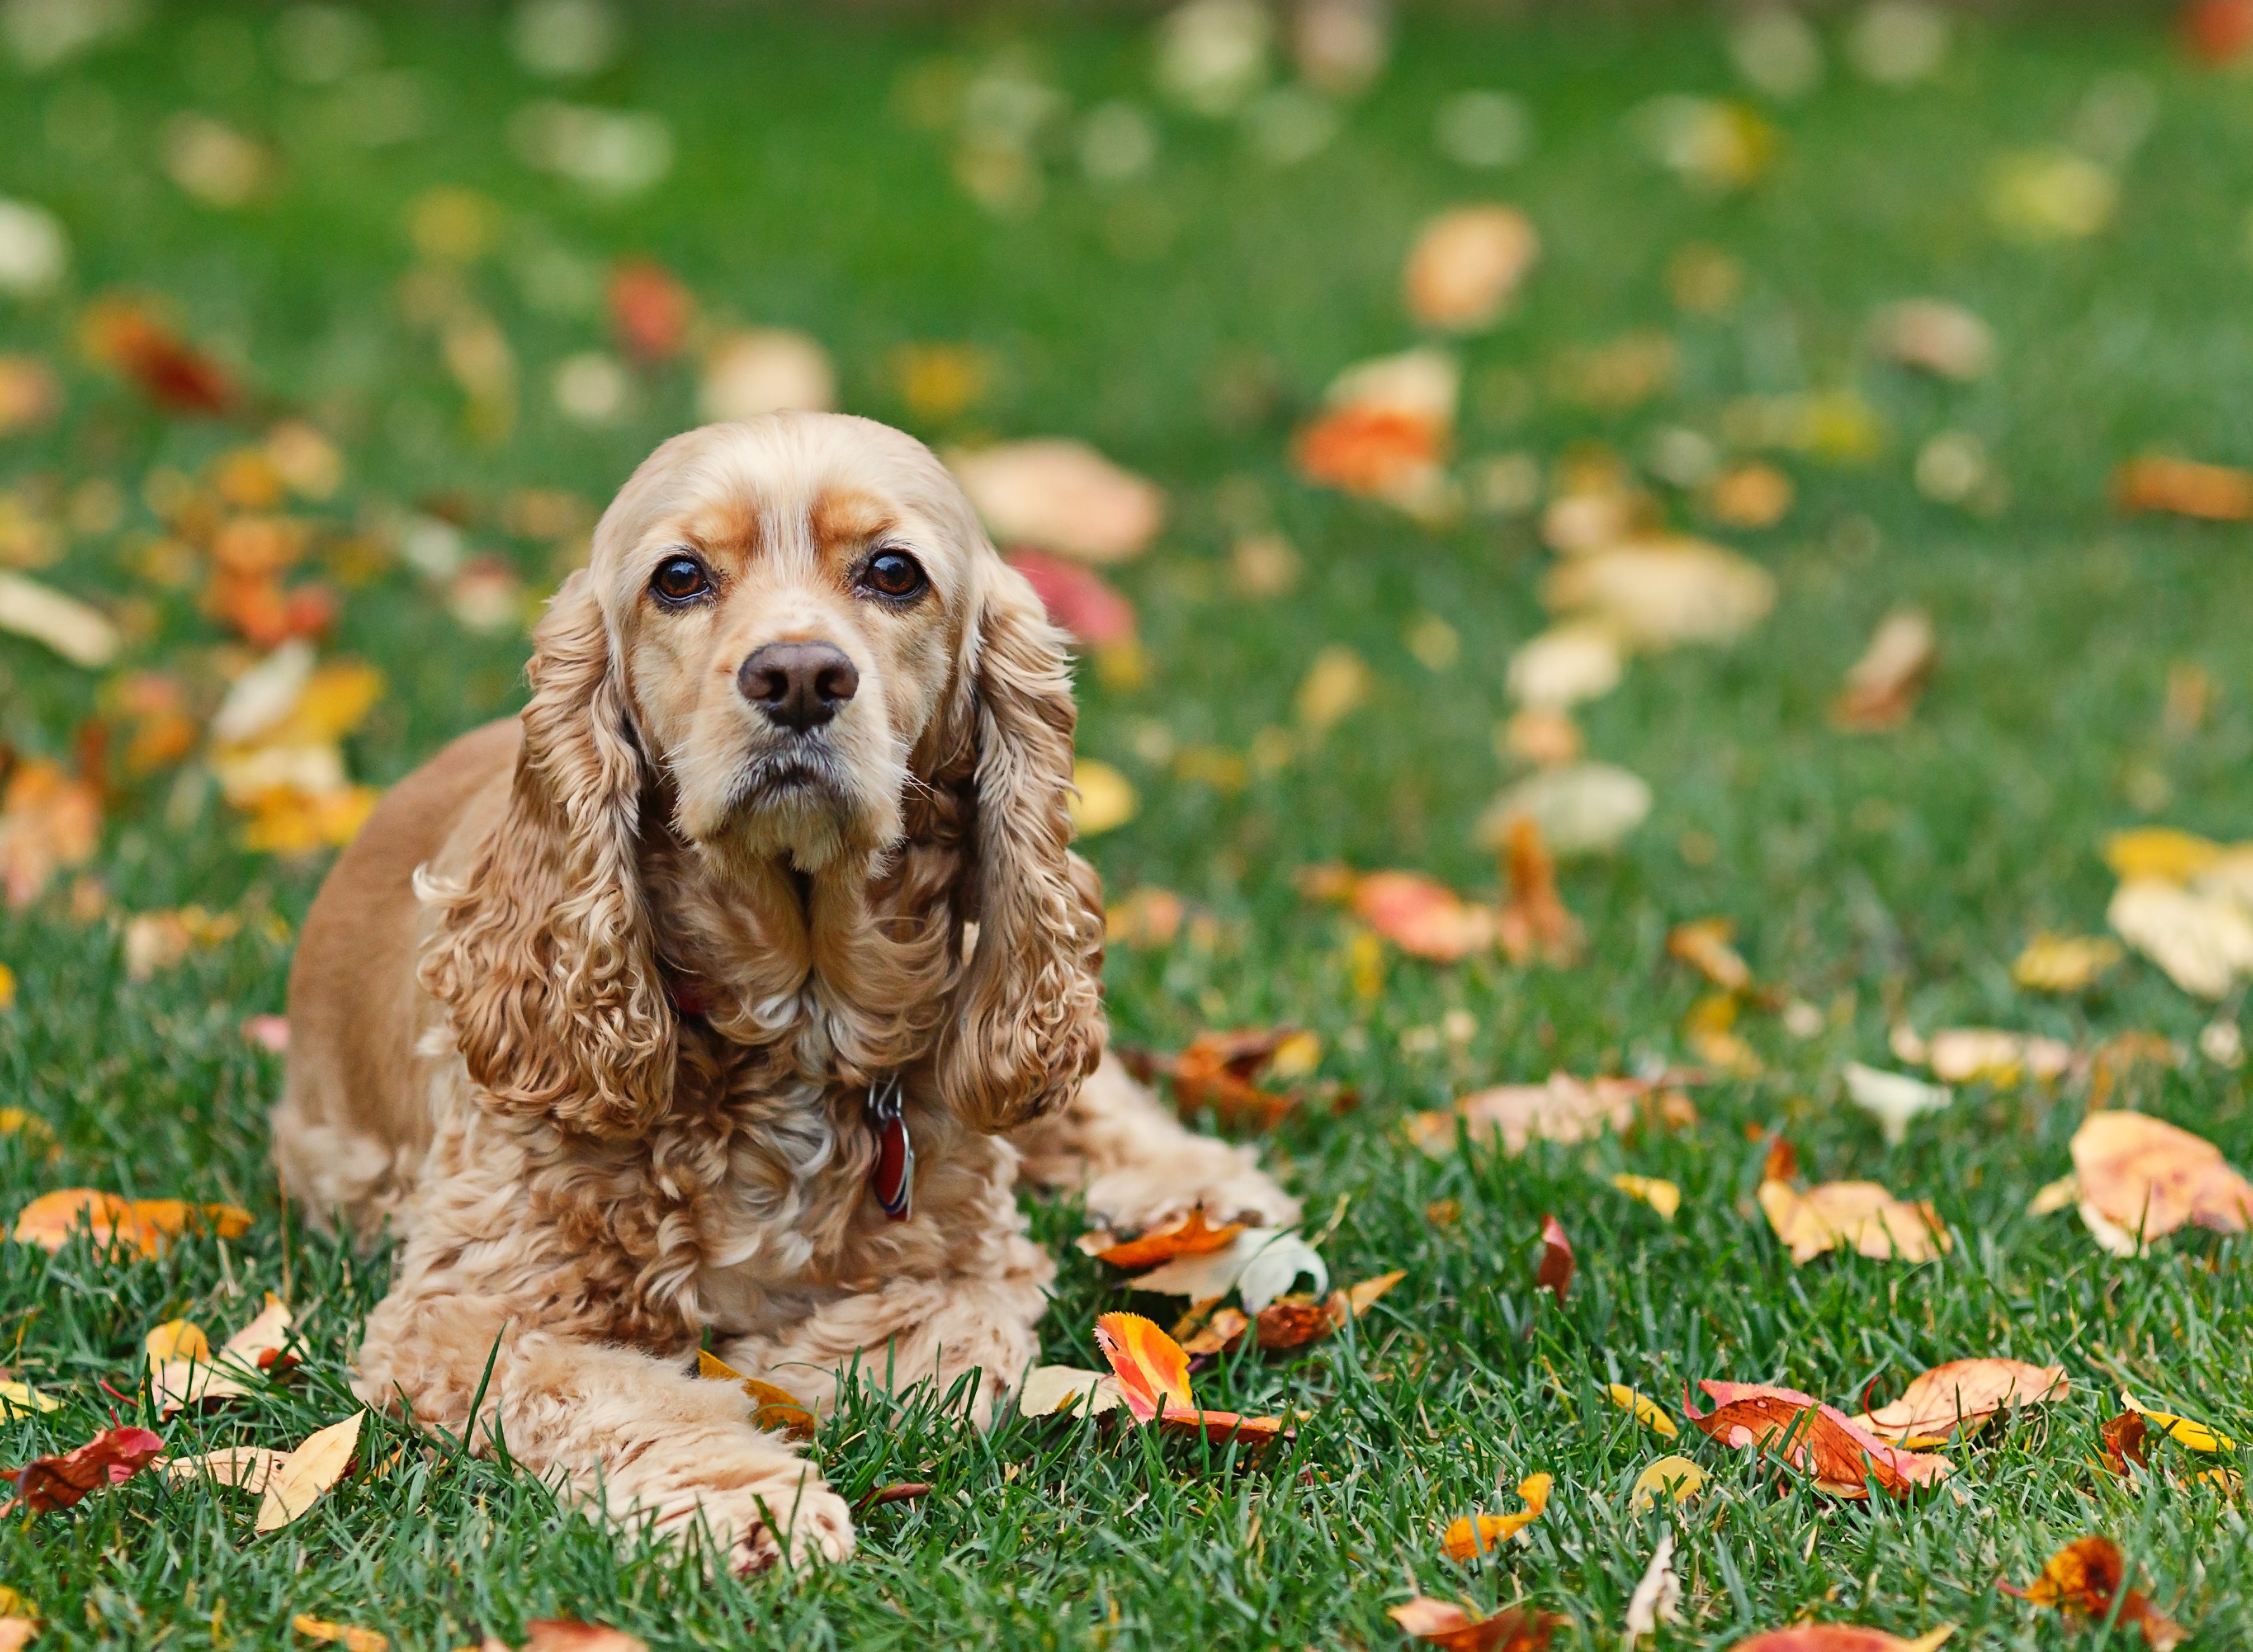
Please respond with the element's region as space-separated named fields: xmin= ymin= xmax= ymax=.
xmin=738 ymin=640 xmax=859 ymax=731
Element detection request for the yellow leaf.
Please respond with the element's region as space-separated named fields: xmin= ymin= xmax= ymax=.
xmin=1610 ymin=1175 xmax=1680 ymax=1221
xmin=1295 ymin=645 xmax=1372 ymax=736
xmin=2104 ymin=827 xmax=2226 ymax=885
xmin=145 ymin=1319 xmax=209 ymax=1364
xmin=1068 ymin=760 xmax=1137 ymax=837
xmin=10 ymin=1190 xmax=252 ymax=1258
xmin=2013 ymin=933 xmax=2124 ymax=993
xmin=695 ymin=1350 xmax=818 ymax=1439
xmin=290 ymin=1614 xmax=387 ymax=1651
xmin=256 ymin=1411 xmax=365 ymax=1532
xmin=0 ymin=965 xmax=12 ymax=1011
xmin=1630 ymin=1454 xmax=1707 ymax=1512
xmin=1605 ymin=1383 xmax=1679 ymax=1438
xmin=2122 ymin=1392 xmax=2236 ymax=1454
xmin=161 ymin=1446 xmax=286 ymax=1493
xmin=1442 ymin=1471 xmax=1551 ymax=1561
xmin=0 ymin=1381 xmax=58 ymax=1416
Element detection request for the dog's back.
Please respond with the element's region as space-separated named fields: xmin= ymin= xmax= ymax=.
xmin=272 ymin=717 xmax=520 ymax=1239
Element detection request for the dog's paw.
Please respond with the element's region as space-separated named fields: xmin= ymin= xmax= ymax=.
xmin=715 ymin=1474 xmax=855 ymax=1575
xmin=1084 ymin=1138 xmax=1302 ymax=1233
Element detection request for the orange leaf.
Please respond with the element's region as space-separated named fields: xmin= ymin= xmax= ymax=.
xmin=607 ymin=260 xmax=693 ymax=364
xmin=1092 ymin=1313 xmax=1286 ymax=1447
xmin=1094 ymin=1210 xmax=1249 ymax=1271
xmin=2000 ymin=1535 xmax=2187 ymax=1649
xmin=1387 ymin=1597 xmax=1561 ymax=1651
xmin=520 ymin=1625 xmax=651 ymax=1652
xmin=1442 ymin=1472 xmax=1552 ymax=1561
xmin=1 ymin=1425 xmax=164 ymax=1513
xmin=1684 ymin=1380 xmax=1952 ymax=1498
xmin=2071 ymin=1109 xmax=2253 ymax=1243
xmin=1354 ymin=871 xmax=1495 ymax=963
xmin=290 ymin=1615 xmax=387 ymax=1651
xmin=1496 ymin=817 xmax=1579 ymax=967
xmin=1293 ymin=408 xmax=1446 ymax=498
xmin=1833 ymin=609 xmax=1937 ymax=732
xmin=695 ymin=1350 xmax=819 ymax=1439
xmin=1157 ymin=1029 xmax=1307 ymax=1131
xmin=1535 ymin=1215 xmax=1573 ymax=1302
xmin=2101 ymin=1412 xmax=2150 ymax=1476
xmin=2115 ymin=456 xmax=2253 ymax=521
xmin=1725 ymin=1627 xmax=1955 ymax=1651
xmin=81 ymin=298 xmax=238 ymax=416
xmin=10 ymin=1190 xmax=252 ymax=1258
xmin=1850 ymin=1359 xmax=2067 ymax=1443
xmin=1668 ymin=918 xmax=1753 ymax=991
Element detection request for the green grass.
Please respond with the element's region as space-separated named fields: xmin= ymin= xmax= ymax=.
xmin=4 ymin=3 xmax=2253 ymax=1647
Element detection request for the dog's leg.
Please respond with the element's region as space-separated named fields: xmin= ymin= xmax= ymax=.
xmin=1009 ymin=1051 xmax=1301 ymax=1232
xmin=718 ymin=1233 xmax=1054 ymax=1429
xmin=352 ymin=1174 xmax=852 ymax=1571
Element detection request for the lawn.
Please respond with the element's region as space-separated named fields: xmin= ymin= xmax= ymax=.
xmin=3 ymin=2 xmax=2253 ymax=1648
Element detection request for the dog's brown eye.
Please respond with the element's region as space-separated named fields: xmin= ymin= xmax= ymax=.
xmin=859 ymin=550 xmax=927 ymax=601
xmin=651 ymin=554 xmax=711 ymax=603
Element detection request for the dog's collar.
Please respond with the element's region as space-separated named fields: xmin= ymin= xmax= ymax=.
xmin=666 ymin=972 xmax=911 ymax=1223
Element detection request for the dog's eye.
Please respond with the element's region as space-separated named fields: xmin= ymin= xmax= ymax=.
xmin=651 ymin=555 xmax=712 ymax=604
xmin=858 ymin=550 xmax=928 ymax=602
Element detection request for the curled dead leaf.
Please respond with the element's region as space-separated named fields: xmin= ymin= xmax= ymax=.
xmin=1832 ymin=608 xmax=1935 ymax=732
xmin=1759 ymin=1172 xmax=1949 ymax=1265
xmin=2071 ymin=1109 xmax=2252 ymax=1246
xmin=1849 ymin=1359 xmax=2066 ymax=1444
xmin=289 ymin=1616 xmax=387 ymax=1651
xmin=1387 ymin=1597 xmax=1561 ymax=1651
xmin=1442 ymin=1471 xmax=1551 ymax=1561
xmin=696 ymin=1350 xmax=819 ymax=1439
xmin=1140 ymin=1029 xmax=1309 ymax=1131
xmin=1684 ymin=1380 xmax=1952 ymax=1498
xmin=2 ymin=1425 xmax=165 ymax=1513
xmin=2000 ymin=1535 xmax=2186 ymax=1650
xmin=1535 ymin=1216 xmax=1573 ymax=1303
xmin=1092 ymin=1313 xmax=1285 ymax=1447
xmin=1495 ymin=817 xmax=1580 ymax=967
xmin=10 ymin=1190 xmax=253 ymax=1259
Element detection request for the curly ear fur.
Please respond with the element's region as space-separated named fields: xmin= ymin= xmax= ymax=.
xmin=419 ymin=572 xmax=673 ymax=1136
xmin=933 ymin=564 xmax=1107 ymax=1132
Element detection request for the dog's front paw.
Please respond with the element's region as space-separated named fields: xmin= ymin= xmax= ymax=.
xmin=724 ymin=1475 xmax=854 ymax=1575
xmin=1084 ymin=1138 xmax=1302 ymax=1233
xmin=638 ymin=1454 xmax=855 ymax=1573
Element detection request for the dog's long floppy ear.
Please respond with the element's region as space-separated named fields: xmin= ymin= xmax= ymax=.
xmin=933 ymin=561 xmax=1106 ymax=1132
xmin=419 ymin=570 xmax=673 ymax=1137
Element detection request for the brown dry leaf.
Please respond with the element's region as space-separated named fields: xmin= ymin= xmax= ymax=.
xmin=255 ymin=1411 xmax=365 ymax=1532
xmin=1016 ymin=1364 xmax=1127 ymax=1419
xmin=1535 ymin=1216 xmax=1573 ymax=1303
xmin=1411 ymin=1073 xmax=1685 ymax=1157
xmin=1441 ymin=1472 xmax=1552 ymax=1562
xmin=2 ymin=1425 xmax=165 ymax=1513
xmin=1684 ymin=1380 xmax=1953 ymax=1498
xmin=1668 ymin=917 xmax=1754 ymax=992
xmin=11 ymin=1191 xmax=252 ymax=1258
xmin=2101 ymin=1411 xmax=2150 ymax=1477
xmin=1726 ymin=1627 xmax=1955 ymax=1652
xmin=159 ymin=1446 xmax=287 ymax=1494
xmin=2115 ymin=456 xmax=2253 ymax=521
xmin=1145 ymin=1029 xmax=1309 ymax=1131
xmin=1495 ymin=817 xmax=1580 ymax=967
xmin=1849 ymin=1359 xmax=2067 ymax=1444
xmin=1181 ymin=1307 xmax=1254 ymax=1356
xmin=1388 ymin=1597 xmax=1561 ymax=1651
xmin=1541 ymin=535 xmax=1776 ymax=651
xmin=0 ymin=760 xmax=101 ymax=910
xmin=1759 ymin=1168 xmax=1950 ymax=1265
xmin=2000 ymin=1535 xmax=2187 ymax=1650
xmin=1354 ymin=871 xmax=1495 ymax=964
xmin=2071 ymin=1109 xmax=2253 ymax=1249
xmin=1095 ymin=1210 xmax=1249 ymax=1271
xmin=2120 ymin=1391 xmax=2236 ymax=1454
xmin=1404 ymin=205 xmax=1541 ymax=332
xmin=2013 ymin=934 xmax=2124 ymax=993
xmin=1833 ymin=608 xmax=1936 ymax=732
xmin=948 ymin=439 xmax=1166 ymax=564
xmin=1250 ymin=1297 xmax=1336 ymax=1351
xmin=290 ymin=1615 xmax=387 ymax=1651
xmin=695 ymin=1350 xmax=819 ymax=1439
xmin=81 ymin=298 xmax=238 ymax=415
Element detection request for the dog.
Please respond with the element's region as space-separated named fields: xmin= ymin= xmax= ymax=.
xmin=272 ymin=412 xmax=1297 ymax=1570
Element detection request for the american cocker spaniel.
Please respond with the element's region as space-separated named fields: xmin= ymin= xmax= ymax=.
xmin=271 ymin=413 xmax=1296 ymax=1569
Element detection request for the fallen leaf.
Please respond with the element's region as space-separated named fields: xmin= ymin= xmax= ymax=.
xmin=1987 ymin=148 xmax=2116 ymax=240
xmin=1495 ymin=817 xmax=1581 ymax=967
xmin=1006 ymin=550 xmax=1136 ymax=647
xmin=1292 ymin=349 xmax=1459 ymax=513
xmin=0 ymin=760 xmax=101 ymax=910
xmin=2121 ymin=1391 xmax=2236 ymax=1454
xmin=605 ymin=260 xmax=692 ymax=364
xmin=0 ymin=573 xmax=119 ymax=668
xmin=256 ymin=1411 xmax=365 ymax=1532
xmin=1506 ymin=623 xmax=1624 ymax=710
xmin=698 ymin=328 xmax=833 ymax=422
xmin=1535 ymin=1216 xmax=1572 ymax=1303
xmin=696 ymin=1350 xmax=819 ymax=1439
xmin=1 ymin=1425 xmax=165 ymax=1513
xmin=1759 ymin=1170 xmax=1950 ymax=1265
xmin=1850 ymin=1360 xmax=2067 ymax=1444
xmin=1142 ymin=1028 xmax=1308 ymax=1131
xmin=1182 ymin=1305 xmax=1255 ymax=1356
xmin=2028 ymin=1171 xmax=2082 ymax=1217
xmin=1091 ymin=1313 xmax=1284 ymax=1445
xmin=2115 ymin=456 xmax=2253 ymax=522
xmin=1668 ymin=918 xmax=1753 ymax=991
xmin=1095 ymin=1210 xmax=1249 ymax=1271
xmin=1684 ymin=1380 xmax=1953 ymax=1497
xmin=11 ymin=1191 xmax=252 ymax=1258
xmin=2071 ymin=1109 xmax=2253 ymax=1246
xmin=1296 ymin=644 xmax=1373 ymax=736
xmin=149 ymin=1292 xmax=295 ymax=1416
xmin=1354 ymin=870 xmax=1494 ymax=963
xmin=1541 ymin=536 xmax=1777 ymax=651
xmin=1123 ymin=1226 xmax=1325 ymax=1306
xmin=2013 ymin=933 xmax=2124 ymax=993
xmin=1833 ymin=608 xmax=1935 ymax=732
xmin=1070 ymin=759 xmax=1137 ymax=836
xmin=1610 ymin=1176 xmax=1680 ymax=1221
xmin=1388 ymin=1597 xmax=1561 ymax=1651
xmin=1017 ymin=1364 xmax=1127 ymax=1419
xmin=1403 ymin=205 xmax=1540 ymax=332
xmin=1413 ymin=1073 xmax=1684 ymax=1157
xmin=159 ymin=1446 xmax=287 ymax=1493
xmin=2184 ymin=0 xmax=2253 ymax=63
xmin=1629 ymin=1453 xmax=1707 ymax=1511
xmin=519 ymin=1625 xmax=650 ymax=1652
xmin=1842 ymin=1063 xmax=1953 ymax=1145
xmin=1442 ymin=1471 xmax=1551 ymax=1561
xmin=1623 ymin=1533 xmax=1682 ymax=1646
xmin=2108 ymin=877 xmax=2253 ymax=998
xmin=1605 ymin=1385 xmax=1679 ymax=1438
xmin=2000 ymin=1535 xmax=2186 ymax=1650
xmin=289 ymin=1616 xmax=386 ymax=1651
xmin=0 ymin=1381 xmax=59 ymax=1417
xmin=2101 ymin=1410 xmax=2150 ymax=1476
xmin=1923 ymin=1030 xmax=2072 ymax=1088
xmin=1707 ymin=461 xmax=1794 ymax=530
xmin=81 ymin=298 xmax=237 ymax=415
xmin=1871 ymin=299 xmax=1995 ymax=381
xmin=1725 ymin=1627 xmax=1955 ymax=1652
xmin=1638 ymin=95 xmax=1777 ymax=192
xmin=950 ymin=440 xmax=1165 ymax=564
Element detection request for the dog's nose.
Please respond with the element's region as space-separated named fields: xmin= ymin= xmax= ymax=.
xmin=738 ymin=640 xmax=859 ymax=731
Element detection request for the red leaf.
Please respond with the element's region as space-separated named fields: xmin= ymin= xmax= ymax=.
xmin=1535 ymin=1214 xmax=1573 ymax=1302
xmin=2 ymin=1425 xmax=165 ymax=1513
xmin=608 ymin=260 xmax=693 ymax=365
xmin=83 ymin=300 xmax=237 ymax=416
xmin=2183 ymin=0 xmax=2253 ymax=64
xmin=1006 ymin=550 xmax=1137 ymax=647
xmin=2001 ymin=1535 xmax=2187 ymax=1648
xmin=1683 ymin=1380 xmax=1952 ymax=1498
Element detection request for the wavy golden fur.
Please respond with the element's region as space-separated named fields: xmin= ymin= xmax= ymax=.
xmin=273 ymin=414 xmax=1295 ymax=1570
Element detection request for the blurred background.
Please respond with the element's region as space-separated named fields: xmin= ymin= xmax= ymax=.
xmin=3 ymin=0 xmax=2253 ymax=1081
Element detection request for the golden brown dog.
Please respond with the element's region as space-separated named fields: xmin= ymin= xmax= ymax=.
xmin=273 ymin=413 xmax=1295 ymax=1569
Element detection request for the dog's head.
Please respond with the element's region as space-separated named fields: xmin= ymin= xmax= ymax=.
xmin=422 ymin=413 xmax=1105 ymax=1138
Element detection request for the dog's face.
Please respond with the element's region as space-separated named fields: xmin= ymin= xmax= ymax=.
xmin=591 ymin=416 xmax=986 ymax=869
